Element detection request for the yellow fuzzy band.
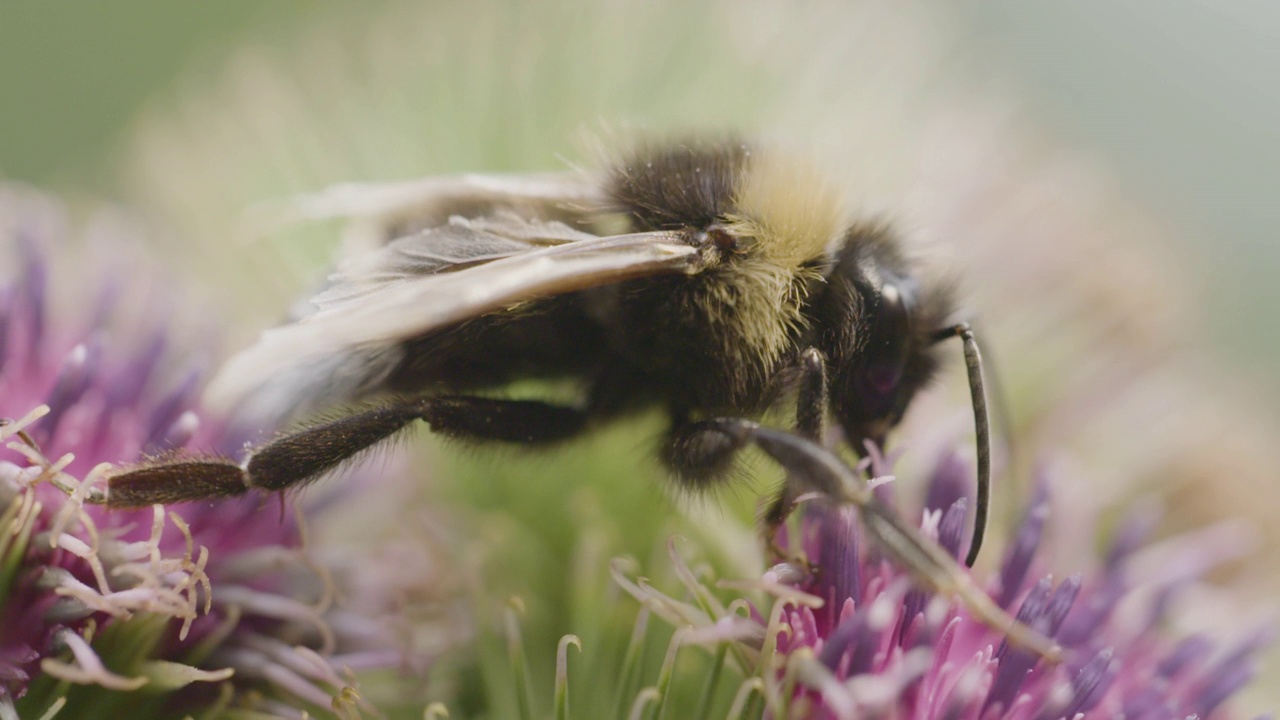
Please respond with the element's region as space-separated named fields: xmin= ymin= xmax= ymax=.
xmin=727 ymin=149 xmax=846 ymax=267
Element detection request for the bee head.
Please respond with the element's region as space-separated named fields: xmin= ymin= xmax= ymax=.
xmin=813 ymin=225 xmax=953 ymax=453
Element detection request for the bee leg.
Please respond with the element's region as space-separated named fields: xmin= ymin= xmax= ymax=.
xmin=761 ymin=348 xmax=827 ymax=563
xmin=103 ymin=396 xmax=587 ymax=507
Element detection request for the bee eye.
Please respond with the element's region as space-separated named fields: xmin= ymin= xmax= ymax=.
xmin=867 ymin=364 xmax=902 ymax=395
xmin=858 ymin=279 xmax=913 ymax=402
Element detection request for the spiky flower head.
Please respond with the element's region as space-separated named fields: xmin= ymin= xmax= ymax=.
xmin=615 ymin=449 xmax=1267 ymax=719
xmin=0 ymin=188 xmax=437 ymax=719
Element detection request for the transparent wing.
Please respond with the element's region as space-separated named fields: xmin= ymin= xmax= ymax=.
xmin=250 ymin=170 xmax=606 ymax=257
xmin=208 ymin=213 xmax=701 ymax=425
xmin=313 ymin=211 xmax=612 ymax=307
xmin=271 ymin=171 xmax=601 ymax=222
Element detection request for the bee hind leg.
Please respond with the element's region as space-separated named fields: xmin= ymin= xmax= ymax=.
xmin=103 ymin=396 xmax=587 ymax=507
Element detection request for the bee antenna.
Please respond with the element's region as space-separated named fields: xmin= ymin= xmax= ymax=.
xmin=971 ymin=324 xmax=1020 ymax=482
xmin=931 ymin=322 xmax=991 ymax=567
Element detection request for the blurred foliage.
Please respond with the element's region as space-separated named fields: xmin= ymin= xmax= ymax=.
xmin=426 ymin=417 xmax=762 ymax=719
xmin=0 ymin=2 xmax=356 ymax=192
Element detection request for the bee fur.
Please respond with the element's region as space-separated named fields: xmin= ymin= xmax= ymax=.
xmin=100 ymin=136 xmax=993 ymax=566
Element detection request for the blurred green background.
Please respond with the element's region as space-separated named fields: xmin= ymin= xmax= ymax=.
xmin=2 ymin=1 xmax=1276 ymax=386
xmin=2 ymin=2 xmax=1276 ymax=715
xmin=0 ymin=2 xmax=309 ymax=188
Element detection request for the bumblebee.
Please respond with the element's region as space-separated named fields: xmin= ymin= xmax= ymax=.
xmin=102 ymin=138 xmax=993 ymax=566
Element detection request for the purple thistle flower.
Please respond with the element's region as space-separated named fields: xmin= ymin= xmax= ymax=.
xmin=0 ymin=188 xmax=435 ymax=718
xmin=616 ymin=449 xmax=1267 ymax=719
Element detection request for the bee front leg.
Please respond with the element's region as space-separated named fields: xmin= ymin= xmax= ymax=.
xmin=659 ymin=349 xmax=828 ymax=564
xmin=761 ymin=347 xmax=827 ymax=564
xmin=102 ymin=396 xmax=587 ymax=507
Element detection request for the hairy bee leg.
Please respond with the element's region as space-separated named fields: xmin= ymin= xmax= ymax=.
xmin=712 ymin=419 xmax=1062 ymax=664
xmin=930 ymin=322 xmax=991 ymax=567
xmin=104 ymin=460 xmax=251 ymax=506
xmin=245 ymin=396 xmax=588 ymax=492
xmin=104 ymin=396 xmax=587 ymax=507
xmin=761 ymin=348 xmax=827 ymax=562
xmin=793 ymin=348 xmax=828 ymax=442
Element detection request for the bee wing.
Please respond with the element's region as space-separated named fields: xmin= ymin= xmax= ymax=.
xmin=310 ymin=211 xmax=611 ymax=307
xmin=305 ymin=213 xmax=700 ymax=341
xmin=208 ymin=214 xmax=701 ymax=424
xmin=274 ymin=172 xmax=601 ymax=221
xmin=251 ymin=171 xmax=605 ymax=257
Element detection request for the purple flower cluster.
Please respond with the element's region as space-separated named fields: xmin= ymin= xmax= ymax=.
xmin=788 ymin=448 xmax=1269 ymax=717
xmin=786 ymin=458 xmax=1265 ymax=719
xmin=0 ymin=191 xmax=418 ymax=717
xmin=620 ymin=450 xmax=1267 ymax=719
